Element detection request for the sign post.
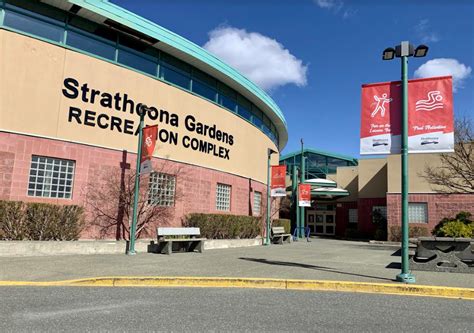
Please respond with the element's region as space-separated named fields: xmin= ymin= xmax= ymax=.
xmin=267 ymin=162 xmax=285 ymax=245
xmin=128 ymin=105 xmax=157 ymax=255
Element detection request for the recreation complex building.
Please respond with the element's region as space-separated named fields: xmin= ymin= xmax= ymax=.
xmin=0 ymin=0 xmax=285 ymax=238
xmin=1 ymin=0 xmax=472 ymax=240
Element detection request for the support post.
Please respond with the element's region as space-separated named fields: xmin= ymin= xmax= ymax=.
xmin=128 ymin=109 xmax=145 ymax=255
xmin=299 ymin=140 xmax=305 ymax=238
xmin=396 ymin=49 xmax=415 ymax=283
xmin=292 ymin=165 xmax=298 ymax=239
xmin=265 ymin=149 xmax=272 ymax=246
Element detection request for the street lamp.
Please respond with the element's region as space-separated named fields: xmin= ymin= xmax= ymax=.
xmin=265 ymin=148 xmax=277 ymax=245
xmin=382 ymin=41 xmax=428 ymax=283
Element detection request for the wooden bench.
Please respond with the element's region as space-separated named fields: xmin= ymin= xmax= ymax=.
xmin=409 ymin=237 xmax=473 ymax=273
xmin=271 ymin=226 xmax=292 ymax=245
xmin=155 ymin=227 xmax=206 ymax=255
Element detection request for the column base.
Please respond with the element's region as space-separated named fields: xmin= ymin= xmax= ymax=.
xmin=396 ymin=272 xmax=416 ymax=284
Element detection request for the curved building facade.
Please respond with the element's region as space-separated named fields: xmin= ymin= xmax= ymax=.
xmin=0 ymin=0 xmax=287 ymax=238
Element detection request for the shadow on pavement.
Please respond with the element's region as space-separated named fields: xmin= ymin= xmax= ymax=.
xmin=386 ymin=262 xmax=402 ymax=270
xmin=239 ymin=257 xmax=396 ymax=282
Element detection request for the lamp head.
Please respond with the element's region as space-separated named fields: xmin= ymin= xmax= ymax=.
xmin=414 ymin=44 xmax=429 ymax=57
xmin=382 ymin=47 xmax=396 ymax=60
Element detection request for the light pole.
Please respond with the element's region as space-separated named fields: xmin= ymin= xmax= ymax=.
xmin=299 ymin=139 xmax=305 ymax=238
xmin=128 ymin=104 xmax=147 ymax=255
xmin=382 ymin=41 xmax=428 ymax=283
xmin=266 ymin=148 xmax=277 ymax=245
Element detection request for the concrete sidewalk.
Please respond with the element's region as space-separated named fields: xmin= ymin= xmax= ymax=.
xmin=0 ymin=238 xmax=472 ymax=289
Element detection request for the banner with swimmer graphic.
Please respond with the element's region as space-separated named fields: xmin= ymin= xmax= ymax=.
xmin=360 ymin=76 xmax=454 ymax=155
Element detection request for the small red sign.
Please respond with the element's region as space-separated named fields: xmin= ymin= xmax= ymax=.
xmin=271 ymin=165 xmax=286 ymax=197
xmin=298 ymin=184 xmax=311 ymax=207
xmin=141 ymin=125 xmax=158 ymax=162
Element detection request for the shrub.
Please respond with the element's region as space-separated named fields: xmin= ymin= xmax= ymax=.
xmin=0 ymin=201 xmax=84 ymax=240
xmin=0 ymin=201 xmax=28 ymax=240
xmin=388 ymin=225 xmax=429 ymax=242
xmin=438 ymin=221 xmax=473 ymax=238
xmin=272 ymin=219 xmax=291 ymax=234
xmin=432 ymin=211 xmax=473 ymax=236
xmin=185 ymin=213 xmax=262 ymax=239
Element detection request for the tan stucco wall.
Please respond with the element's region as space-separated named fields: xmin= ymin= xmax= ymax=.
xmin=358 ymin=158 xmax=387 ymax=198
xmin=387 ymin=154 xmax=444 ymax=193
xmin=334 ymin=167 xmax=359 ymax=202
xmin=0 ymin=30 xmax=279 ymax=183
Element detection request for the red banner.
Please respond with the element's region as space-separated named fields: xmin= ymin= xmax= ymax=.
xmin=141 ymin=125 xmax=158 ymax=161
xmin=360 ymin=76 xmax=454 ymax=154
xmin=271 ymin=165 xmax=286 ymax=197
xmin=298 ymin=184 xmax=311 ymax=207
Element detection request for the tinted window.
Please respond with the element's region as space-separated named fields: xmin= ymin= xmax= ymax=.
xmin=118 ymin=49 xmax=157 ymax=75
xmin=192 ymin=80 xmax=217 ymax=101
xmin=220 ymin=95 xmax=237 ymax=112
xmin=237 ymin=105 xmax=252 ymax=121
xmin=67 ymin=30 xmax=115 ymax=60
xmin=161 ymin=65 xmax=190 ymax=89
xmin=4 ymin=9 xmax=63 ymax=42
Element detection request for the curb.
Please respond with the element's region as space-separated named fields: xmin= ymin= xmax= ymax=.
xmin=0 ymin=277 xmax=473 ymax=300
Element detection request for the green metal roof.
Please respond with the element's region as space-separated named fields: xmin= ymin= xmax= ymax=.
xmin=66 ymin=0 xmax=288 ymax=149
xmin=279 ymin=148 xmax=358 ymax=165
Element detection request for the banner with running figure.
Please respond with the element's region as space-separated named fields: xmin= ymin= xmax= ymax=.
xmin=270 ymin=165 xmax=287 ymax=197
xmin=360 ymin=76 xmax=454 ymax=154
xmin=298 ymin=184 xmax=311 ymax=207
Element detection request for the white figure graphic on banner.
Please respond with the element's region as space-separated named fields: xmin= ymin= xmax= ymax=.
xmin=371 ymin=93 xmax=392 ymax=118
xmin=415 ymin=91 xmax=443 ymax=111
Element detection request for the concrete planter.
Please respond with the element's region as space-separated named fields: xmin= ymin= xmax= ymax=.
xmin=0 ymin=238 xmax=263 ymax=257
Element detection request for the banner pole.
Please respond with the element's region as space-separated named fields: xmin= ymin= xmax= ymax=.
xmin=292 ymin=165 xmax=298 ymax=239
xmin=265 ymin=149 xmax=272 ymax=246
xmin=299 ymin=139 xmax=305 ymax=238
xmin=128 ymin=108 xmax=146 ymax=255
xmin=396 ymin=48 xmax=415 ymax=283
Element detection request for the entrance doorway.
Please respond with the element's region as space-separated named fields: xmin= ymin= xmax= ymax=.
xmin=306 ymin=210 xmax=336 ymax=236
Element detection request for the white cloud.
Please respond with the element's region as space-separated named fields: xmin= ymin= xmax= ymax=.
xmin=203 ymin=26 xmax=307 ymax=91
xmin=414 ymin=58 xmax=472 ymax=92
xmin=415 ymin=19 xmax=440 ymax=43
xmin=314 ymin=0 xmax=340 ymax=9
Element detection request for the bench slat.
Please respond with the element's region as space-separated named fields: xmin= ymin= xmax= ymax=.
xmin=157 ymin=227 xmax=201 ymax=236
xmin=272 ymin=226 xmax=285 ymax=234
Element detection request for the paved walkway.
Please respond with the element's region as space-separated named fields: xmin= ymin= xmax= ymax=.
xmin=0 ymin=238 xmax=473 ymax=288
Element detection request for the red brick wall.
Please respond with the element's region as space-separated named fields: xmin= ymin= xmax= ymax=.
xmin=335 ymin=201 xmax=357 ymax=237
xmin=357 ymin=198 xmax=387 ymax=236
xmin=387 ymin=193 xmax=474 ymax=234
xmin=0 ymin=132 xmax=269 ymax=239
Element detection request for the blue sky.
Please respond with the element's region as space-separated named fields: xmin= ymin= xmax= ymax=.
xmin=113 ymin=0 xmax=473 ymax=158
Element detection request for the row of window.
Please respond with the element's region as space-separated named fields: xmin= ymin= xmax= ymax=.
xmin=27 ymin=156 xmax=263 ymax=213
xmin=0 ymin=0 xmax=280 ymax=145
xmin=347 ymin=204 xmax=428 ymax=225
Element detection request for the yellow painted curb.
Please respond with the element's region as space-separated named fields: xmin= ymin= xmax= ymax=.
xmin=0 ymin=276 xmax=473 ymax=300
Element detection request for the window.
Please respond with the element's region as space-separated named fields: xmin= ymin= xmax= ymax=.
xmin=3 ymin=9 xmax=63 ymax=42
xmin=27 ymin=156 xmax=75 ymax=199
xmin=348 ymin=209 xmax=358 ymax=224
xmin=253 ymin=191 xmax=262 ymax=216
xmin=192 ymin=79 xmax=217 ymax=102
xmin=216 ymin=183 xmax=231 ymax=211
xmin=67 ymin=30 xmax=115 ymax=60
xmin=409 ymin=203 xmax=428 ymax=223
xmin=372 ymin=206 xmax=387 ymax=223
xmin=148 ymin=172 xmax=176 ymax=207
xmin=118 ymin=48 xmax=157 ymax=75
xmin=161 ymin=65 xmax=190 ymax=89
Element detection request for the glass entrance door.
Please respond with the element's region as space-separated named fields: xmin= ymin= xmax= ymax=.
xmin=306 ymin=210 xmax=336 ymax=235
